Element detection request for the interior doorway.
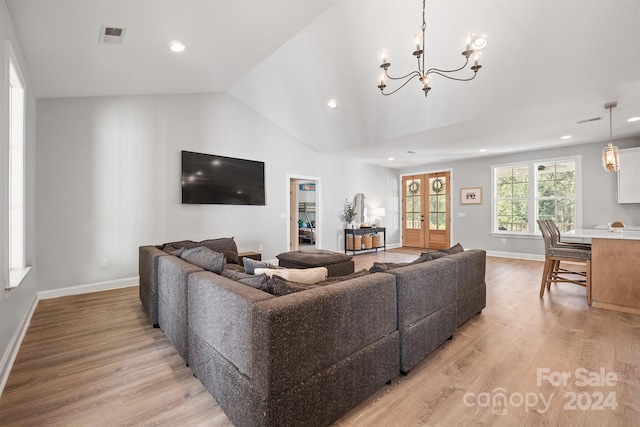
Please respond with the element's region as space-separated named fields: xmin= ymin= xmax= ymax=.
xmin=288 ymin=176 xmax=320 ymax=252
xmin=402 ymin=171 xmax=451 ymax=249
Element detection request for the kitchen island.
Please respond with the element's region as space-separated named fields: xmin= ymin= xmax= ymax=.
xmin=566 ymin=229 xmax=640 ymax=314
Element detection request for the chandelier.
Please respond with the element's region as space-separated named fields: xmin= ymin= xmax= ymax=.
xmin=602 ymin=102 xmax=620 ymax=172
xmin=377 ymin=0 xmax=484 ymax=97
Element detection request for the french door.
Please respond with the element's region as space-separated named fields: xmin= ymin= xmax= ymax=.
xmin=402 ymin=172 xmax=451 ymax=249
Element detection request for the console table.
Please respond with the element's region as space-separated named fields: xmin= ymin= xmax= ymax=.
xmin=344 ymin=227 xmax=386 ymax=256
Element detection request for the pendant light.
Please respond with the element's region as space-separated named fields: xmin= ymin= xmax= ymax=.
xmin=602 ymin=102 xmax=619 ymax=172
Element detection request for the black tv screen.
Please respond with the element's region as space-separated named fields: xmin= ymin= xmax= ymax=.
xmin=181 ymin=151 xmax=265 ymax=205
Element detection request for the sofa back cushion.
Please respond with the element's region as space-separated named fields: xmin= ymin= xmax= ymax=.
xmin=199 ymin=237 xmax=239 ymax=264
xmin=390 ymin=257 xmax=458 ymax=326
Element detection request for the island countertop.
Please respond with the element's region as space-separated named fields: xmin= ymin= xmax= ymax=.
xmin=564 ymin=228 xmax=640 ymax=241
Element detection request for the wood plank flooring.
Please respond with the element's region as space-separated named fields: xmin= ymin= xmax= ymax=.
xmin=1 ymin=254 xmax=639 ymax=426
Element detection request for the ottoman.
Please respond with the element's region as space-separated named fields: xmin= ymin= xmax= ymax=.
xmin=276 ymin=249 xmax=354 ymax=277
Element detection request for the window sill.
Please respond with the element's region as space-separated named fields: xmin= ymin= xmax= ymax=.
xmin=491 ymin=232 xmax=541 ymax=240
xmin=8 ymin=266 xmax=32 ymax=289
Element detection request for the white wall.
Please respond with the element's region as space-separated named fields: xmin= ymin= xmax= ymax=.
xmin=36 ymin=92 xmax=399 ymax=292
xmin=0 ymin=2 xmax=38 ymax=393
xmin=401 ymin=138 xmax=640 ymax=257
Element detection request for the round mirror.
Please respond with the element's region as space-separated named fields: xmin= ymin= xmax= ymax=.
xmin=353 ymin=193 xmax=367 ymax=224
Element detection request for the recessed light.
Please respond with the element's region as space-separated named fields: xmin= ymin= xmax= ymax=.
xmin=472 ymin=37 xmax=487 ymax=50
xmin=627 ymin=116 xmax=640 ymax=122
xmin=479 ymin=148 xmax=487 ymax=152
xmin=327 ymin=99 xmax=338 ymax=109
xmin=170 ymin=41 xmax=185 ymax=52
xmin=561 ymin=135 xmax=572 ymax=140
xmin=388 ymin=157 xmax=395 ymax=161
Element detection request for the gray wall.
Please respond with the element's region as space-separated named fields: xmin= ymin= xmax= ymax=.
xmin=0 ymin=1 xmax=38 ymax=389
xmin=401 ymin=138 xmax=640 ymax=257
xmin=36 ymin=92 xmax=399 ymax=292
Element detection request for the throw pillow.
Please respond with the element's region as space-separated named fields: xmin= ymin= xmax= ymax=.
xmin=180 ymin=246 xmax=225 ymax=274
xmin=243 ymin=257 xmax=273 ymax=274
xmin=411 ymin=252 xmax=432 ymax=263
xmin=254 ymin=267 xmax=328 ymax=285
xmin=315 ymin=269 xmax=370 ymax=285
xmin=199 ymin=237 xmax=239 ymax=264
xmin=369 ymin=262 xmax=410 ymax=273
xmin=440 ymin=242 xmax=464 ymax=254
xmin=221 ymin=270 xmax=269 ymax=292
xmin=269 ymin=275 xmax=321 ymax=296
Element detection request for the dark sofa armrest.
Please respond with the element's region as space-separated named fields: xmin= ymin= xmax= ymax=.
xmin=138 ymin=245 xmax=169 ymax=324
xmin=251 ymin=272 xmax=398 ymax=396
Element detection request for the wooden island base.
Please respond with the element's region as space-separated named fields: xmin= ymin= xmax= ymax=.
xmin=591 ymin=237 xmax=640 ymax=315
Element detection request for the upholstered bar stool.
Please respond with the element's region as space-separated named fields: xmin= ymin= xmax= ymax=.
xmin=537 ymin=220 xmax=592 ymax=305
xmin=544 ymin=219 xmax=591 ymax=250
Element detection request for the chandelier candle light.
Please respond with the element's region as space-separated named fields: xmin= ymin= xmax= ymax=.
xmin=378 ymin=0 xmax=484 ymax=97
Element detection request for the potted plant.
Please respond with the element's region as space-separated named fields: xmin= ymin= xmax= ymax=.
xmin=338 ymin=198 xmax=357 ymax=228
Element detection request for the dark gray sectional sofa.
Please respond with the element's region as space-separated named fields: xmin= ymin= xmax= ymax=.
xmin=138 ymin=240 xmax=486 ymax=427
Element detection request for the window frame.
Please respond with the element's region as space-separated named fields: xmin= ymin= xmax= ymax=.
xmin=6 ymin=42 xmax=30 ymax=290
xmin=491 ymin=155 xmax=582 ymax=238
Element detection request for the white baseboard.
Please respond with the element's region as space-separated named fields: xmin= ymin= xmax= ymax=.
xmin=38 ymin=277 xmax=139 ymax=300
xmin=486 ymin=250 xmax=544 ymax=261
xmin=0 ymin=293 xmax=38 ymax=397
xmin=386 ymin=243 xmax=402 ymax=249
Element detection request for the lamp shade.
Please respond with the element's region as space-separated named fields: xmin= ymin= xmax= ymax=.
xmin=368 ymin=207 xmax=386 ymax=217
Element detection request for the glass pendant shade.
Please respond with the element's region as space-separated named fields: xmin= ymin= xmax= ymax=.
xmin=602 ymin=143 xmax=620 ymax=172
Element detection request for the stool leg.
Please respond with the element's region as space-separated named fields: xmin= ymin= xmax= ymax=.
xmin=540 ymin=258 xmax=551 ymax=297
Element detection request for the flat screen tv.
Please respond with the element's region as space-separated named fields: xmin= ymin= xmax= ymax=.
xmin=181 ymin=150 xmax=265 ymax=205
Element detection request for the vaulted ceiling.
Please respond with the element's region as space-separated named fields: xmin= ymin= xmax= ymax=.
xmin=7 ymin=0 xmax=640 ymax=168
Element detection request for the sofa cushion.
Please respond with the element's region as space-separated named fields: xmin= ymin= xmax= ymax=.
xmin=163 ymin=240 xmax=198 ymax=250
xmin=276 ymin=249 xmax=352 ymax=267
xmin=368 ymin=252 xmax=433 ymax=273
xmin=269 ymin=268 xmax=371 ymax=296
xmin=270 ymin=275 xmax=321 ymax=296
xmin=181 ymin=247 xmax=225 ymax=273
xmin=199 ymin=237 xmax=239 ymax=265
xmin=243 ymin=257 xmax=273 ymax=274
xmin=221 ymin=269 xmax=269 ymax=292
xmin=430 ymin=243 xmax=465 ymax=259
xmin=254 ymin=267 xmax=328 ymax=284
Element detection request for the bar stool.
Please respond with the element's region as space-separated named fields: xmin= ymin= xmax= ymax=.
xmin=544 ymin=219 xmax=591 ymax=250
xmin=537 ymin=220 xmax=591 ymax=305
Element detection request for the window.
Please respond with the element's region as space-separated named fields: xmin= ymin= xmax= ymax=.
xmin=7 ymin=47 xmax=29 ymax=289
xmin=492 ymin=156 xmax=581 ymax=235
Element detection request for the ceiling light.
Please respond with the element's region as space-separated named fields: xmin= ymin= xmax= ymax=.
xmin=170 ymin=41 xmax=185 ymax=52
xmin=479 ymin=148 xmax=487 ymax=152
xmin=377 ymin=0 xmax=483 ymax=98
xmin=602 ymin=102 xmax=619 ymax=172
xmin=327 ymin=99 xmax=338 ymax=109
xmin=561 ymin=135 xmax=572 ymax=140
xmin=388 ymin=157 xmax=395 ymax=161
xmin=627 ymin=116 xmax=640 ymax=122
xmin=471 ymin=37 xmax=488 ymax=50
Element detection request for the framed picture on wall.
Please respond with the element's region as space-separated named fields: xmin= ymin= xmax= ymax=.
xmin=461 ymin=187 xmax=482 ymax=205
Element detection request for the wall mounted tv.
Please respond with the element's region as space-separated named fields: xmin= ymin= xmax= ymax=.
xmin=181 ymin=150 xmax=265 ymax=205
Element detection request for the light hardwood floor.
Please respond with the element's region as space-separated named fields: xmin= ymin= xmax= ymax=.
xmin=1 ymin=253 xmax=639 ymax=426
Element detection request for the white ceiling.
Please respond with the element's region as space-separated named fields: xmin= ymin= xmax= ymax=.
xmin=7 ymin=0 xmax=640 ymax=168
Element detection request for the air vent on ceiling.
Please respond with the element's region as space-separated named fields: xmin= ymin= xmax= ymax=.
xmin=576 ymin=116 xmax=602 ymax=124
xmin=99 ymin=25 xmax=127 ymax=45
